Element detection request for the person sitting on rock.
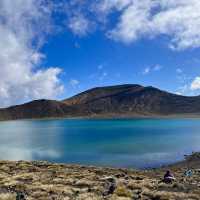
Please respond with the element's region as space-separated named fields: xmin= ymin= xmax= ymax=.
xmin=163 ymin=170 xmax=175 ymax=183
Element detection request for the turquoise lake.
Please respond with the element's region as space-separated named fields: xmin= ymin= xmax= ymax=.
xmin=0 ymin=118 xmax=200 ymax=169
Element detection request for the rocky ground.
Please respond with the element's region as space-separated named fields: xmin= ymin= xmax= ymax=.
xmin=0 ymin=153 xmax=200 ymax=200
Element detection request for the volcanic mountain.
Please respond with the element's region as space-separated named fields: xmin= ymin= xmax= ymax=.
xmin=0 ymin=84 xmax=200 ymax=121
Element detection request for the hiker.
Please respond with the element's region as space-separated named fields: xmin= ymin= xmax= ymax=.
xmin=163 ymin=170 xmax=175 ymax=183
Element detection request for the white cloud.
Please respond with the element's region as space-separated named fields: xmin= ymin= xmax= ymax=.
xmin=191 ymin=77 xmax=200 ymax=90
xmin=69 ymin=79 xmax=80 ymax=87
xmin=57 ymin=0 xmax=200 ymax=50
xmin=0 ymin=146 xmax=60 ymax=160
xmin=96 ymin=0 xmax=132 ymax=13
xmin=175 ymin=92 xmax=182 ymax=95
xmin=142 ymin=67 xmax=151 ymax=75
xmin=176 ymin=71 xmax=191 ymax=84
xmin=106 ymin=0 xmax=200 ymax=50
xmin=142 ymin=64 xmax=163 ymax=75
xmin=2 ymin=0 xmax=200 ymax=108
xmin=68 ymin=14 xmax=91 ymax=36
xmin=176 ymin=84 xmax=189 ymax=95
xmin=174 ymin=69 xmax=200 ymax=96
xmin=0 ymin=0 xmax=63 ymax=108
xmin=108 ymin=0 xmax=153 ymax=43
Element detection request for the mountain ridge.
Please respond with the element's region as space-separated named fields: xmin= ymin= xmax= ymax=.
xmin=1 ymin=84 xmax=200 ymax=121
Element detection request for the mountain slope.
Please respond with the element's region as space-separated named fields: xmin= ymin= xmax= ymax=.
xmin=1 ymin=84 xmax=200 ymax=120
xmin=63 ymin=84 xmax=200 ymax=115
xmin=0 ymin=100 xmax=79 ymax=121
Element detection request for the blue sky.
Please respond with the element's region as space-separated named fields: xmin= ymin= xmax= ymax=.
xmin=1 ymin=0 xmax=200 ymax=107
xmin=42 ymin=31 xmax=200 ymax=98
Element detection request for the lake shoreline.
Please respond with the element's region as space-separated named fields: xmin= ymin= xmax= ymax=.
xmin=1 ymin=113 xmax=200 ymax=122
xmin=0 ymin=152 xmax=200 ymax=199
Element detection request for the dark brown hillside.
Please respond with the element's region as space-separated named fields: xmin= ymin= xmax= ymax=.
xmin=0 ymin=100 xmax=79 ymax=121
xmin=63 ymin=84 xmax=143 ymax=105
xmin=1 ymin=84 xmax=200 ymax=120
xmin=63 ymin=85 xmax=200 ymax=116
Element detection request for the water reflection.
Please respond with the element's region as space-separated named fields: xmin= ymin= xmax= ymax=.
xmin=0 ymin=120 xmax=62 ymax=161
xmin=0 ymin=118 xmax=200 ymax=168
xmin=0 ymin=146 xmax=60 ymax=161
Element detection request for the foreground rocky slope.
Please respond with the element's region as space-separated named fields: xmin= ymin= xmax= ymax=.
xmin=0 ymin=153 xmax=200 ymax=200
xmin=1 ymin=84 xmax=200 ymax=120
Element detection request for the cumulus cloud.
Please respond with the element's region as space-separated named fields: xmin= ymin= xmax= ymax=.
xmin=191 ymin=77 xmax=200 ymax=90
xmin=0 ymin=0 xmax=63 ymax=108
xmin=2 ymin=0 xmax=200 ymax=107
xmin=103 ymin=0 xmax=200 ymax=50
xmin=95 ymin=0 xmax=132 ymax=13
xmin=68 ymin=14 xmax=91 ymax=36
xmin=62 ymin=0 xmax=200 ymax=50
xmin=63 ymin=0 xmax=97 ymax=37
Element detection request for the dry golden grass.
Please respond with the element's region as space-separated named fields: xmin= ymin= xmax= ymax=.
xmin=0 ymin=159 xmax=200 ymax=200
xmin=114 ymin=184 xmax=132 ymax=198
xmin=0 ymin=193 xmax=16 ymax=200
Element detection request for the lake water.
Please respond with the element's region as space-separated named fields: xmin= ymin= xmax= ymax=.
xmin=0 ymin=118 xmax=200 ymax=169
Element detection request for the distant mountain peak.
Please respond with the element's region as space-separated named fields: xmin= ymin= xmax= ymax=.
xmin=0 ymin=84 xmax=200 ymax=121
